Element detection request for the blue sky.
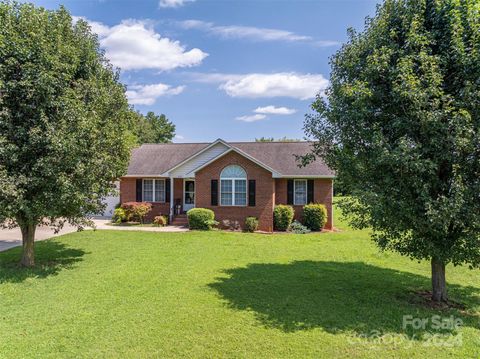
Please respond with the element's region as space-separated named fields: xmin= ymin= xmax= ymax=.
xmin=32 ymin=0 xmax=378 ymax=142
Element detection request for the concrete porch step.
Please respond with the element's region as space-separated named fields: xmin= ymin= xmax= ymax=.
xmin=171 ymin=215 xmax=188 ymax=227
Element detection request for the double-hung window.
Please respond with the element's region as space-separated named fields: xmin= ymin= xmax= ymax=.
xmin=294 ymin=179 xmax=307 ymax=205
xmin=143 ymin=179 xmax=165 ymax=202
xmin=220 ymin=165 xmax=247 ymax=206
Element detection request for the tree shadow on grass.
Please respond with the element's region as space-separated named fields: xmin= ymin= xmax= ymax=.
xmin=0 ymin=240 xmax=86 ymax=284
xmin=208 ymin=261 xmax=480 ymax=337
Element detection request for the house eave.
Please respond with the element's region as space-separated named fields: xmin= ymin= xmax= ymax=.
xmin=272 ymin=174 xmax=336 ymax=179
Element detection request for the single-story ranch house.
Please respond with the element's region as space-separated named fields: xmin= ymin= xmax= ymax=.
xmin=120 ymin=139 xmax=334 ymax=232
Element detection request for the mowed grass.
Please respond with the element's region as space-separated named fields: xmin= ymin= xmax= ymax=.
xmin=0 ymin=205 xmax=479 ymax=358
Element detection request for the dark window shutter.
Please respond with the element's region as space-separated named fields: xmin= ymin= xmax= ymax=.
xmin=211 ymin=180 xmax=218 ymax=206
xmin=307 ymin=179 xmax=314 ymax=203
xmin=165 ymin=179 xmax=170 ymax=202
xmin=287 ymin=179 xmax=294 ymax=205
xmin=136 ymin=179 xmax=143 ymax=202
xmin=248 ymin=180 xmax=256 ymax=206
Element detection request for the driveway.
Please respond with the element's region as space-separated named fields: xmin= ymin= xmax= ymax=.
xmin=0 ymin=219 xmax=188 ymax=252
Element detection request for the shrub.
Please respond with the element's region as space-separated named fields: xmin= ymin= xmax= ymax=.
xmin=303 ymin=203 xmax=328 ymax=231
xmin=112 ymin=208 xmax=127 ymax=224
xmin=244 ymin=217 xmax=259 ymax=233
xmin=187 ymin=208 xmax=216 ymax=230
xmin=121 ymin=202 xmax=152 ymax=223
xmin=274 ymin=205 xmax=294 ymax=231
xmin=289 ymin=220 xmax=311 ymax=234
xmin=153 ymin=215 xmax=168 ymax=227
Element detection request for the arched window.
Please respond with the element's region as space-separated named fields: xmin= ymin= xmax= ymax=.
xmin=220 ymin=165 xmax=247 ymax=206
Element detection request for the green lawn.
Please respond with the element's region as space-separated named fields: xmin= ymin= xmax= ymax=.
xmin=0 ymin=206 xmax=478 ymax=358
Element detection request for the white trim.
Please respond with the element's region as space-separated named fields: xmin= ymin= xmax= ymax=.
xmin=273 ymin=174 xmax=335 ymax=179
xmin=142 ymin=178 xmax=166 ymax=203
xmin=169 ymin=177 xmax=174 ymax=221
xmin=219 ymin=166 xmax=247 ymax=206
xmin=161 ymin=138 xmax=231 ymax=176
xmin=183 ymin=178 xmax=195 ymax=211
xmin=123 ymin=175 xmax=166 ymax=178
xmin=188 ymin=147 xmax=281 ymax=177
xmin=293 ymin=179 xmax=308 ymax=206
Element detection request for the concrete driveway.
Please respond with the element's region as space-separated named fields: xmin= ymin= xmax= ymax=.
xmin=0 ymin=220 xmax=188 ymax=252
xmin=0 ymin=223 xmax=80 ymax=252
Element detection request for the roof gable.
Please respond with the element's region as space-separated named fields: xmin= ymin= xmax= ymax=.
xmin=124 ymin=140 xmax=334 ymax=178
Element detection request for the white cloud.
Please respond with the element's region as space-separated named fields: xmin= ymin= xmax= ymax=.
xmin=159 ymin=0 xmax=194 ymax=8
xmin=254 ymin=105 xmax=296 ymax=115
xmin=178 ymin=20 xmax=339 ymax=46
xmin=126 ymin=83 xmax=185 ymax=105
xmin=189 ymin=72 xmax=328 ymax=99
xmin=235 ymin=114 xmax=267 ymax=122
xmin=174 ymin=134 xmax=185 ymax=139
xmin=189 ymin=72 xmax=327 ymax=100
xmin=74 ymin=17 xmax=207 ymax=71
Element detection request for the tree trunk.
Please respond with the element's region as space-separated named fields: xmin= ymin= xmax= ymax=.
xmin=431 ymin=257 xmax=447 ymax=302
xmin=20 ymin=222 xmax=36 ymax=267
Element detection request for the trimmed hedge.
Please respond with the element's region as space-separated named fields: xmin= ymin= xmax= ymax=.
xmin=303 ymin=203 xmax=327 ymax=231
xmin=244 ymin=217 xmax=259 ymax=233
xmin=187 ymin=208 xmax=216 ymax=230
xmin=274 ymin=205 xmax=294 ymax=231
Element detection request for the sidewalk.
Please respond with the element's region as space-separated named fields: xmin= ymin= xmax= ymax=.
xmin=0 ymin=219 xmax=188 ymax=252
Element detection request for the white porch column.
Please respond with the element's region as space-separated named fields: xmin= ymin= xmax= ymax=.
xmin=169 ymin=177 xmax=174 ymax=222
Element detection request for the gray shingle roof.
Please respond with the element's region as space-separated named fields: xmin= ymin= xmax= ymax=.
xmin=125 ymin=141 xmax=334 ymax=177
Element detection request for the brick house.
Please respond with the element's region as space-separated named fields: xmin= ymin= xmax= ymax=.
xmin=120 ymin=139 xmax=335 ymax=232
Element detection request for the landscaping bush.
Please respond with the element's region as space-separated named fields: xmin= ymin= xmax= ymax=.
xmin=153 ymin=215 xmax=168 ymax=227
xmin=187 ymin=208 xmax=216 ymax=230
xmin=121 ymin=202 xmax=152 ymax=223
xmin=289 ymin=220 xmax=311 ymax=234
xmin=112 ymin=208 xmax=127 ymax=224
xmin=273 ymin=205 xmax=294 ymax=231
xmin=303 ymin=203 xmax=327 ymax=231
xmin=244 ymin=217 xmax=259 ymax=233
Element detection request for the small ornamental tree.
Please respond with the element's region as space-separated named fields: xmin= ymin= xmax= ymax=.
xmin=303 ymin=0 xmax=480 ymax=302
xmin=0 ymin=3 xmax=133 ymax=266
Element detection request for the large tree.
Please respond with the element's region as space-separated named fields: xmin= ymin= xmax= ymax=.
xmin=0 ymin=2 xmax=133 ymax=266
xmin=133 ymin=111 xmax=175 ymax=144
xmin=303 ymin=0 xmax=479 ymax=302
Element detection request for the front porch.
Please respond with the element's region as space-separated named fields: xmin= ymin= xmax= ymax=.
xmin=168 ymin=177 xmax=195 ymax=223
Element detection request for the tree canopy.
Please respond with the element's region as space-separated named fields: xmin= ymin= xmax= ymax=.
xmin=304 ymin=0 xmax=480 ymax=301
xmin=130 ymin=111 xmax=175 ymax=144
xmin=0 ymin=2 xmax=134 ymax=266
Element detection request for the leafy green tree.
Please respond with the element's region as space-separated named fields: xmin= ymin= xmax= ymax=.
xmin=303 ymin=0 xmax=479 ymax=302
xmin=130 ymin=110 xmax=175 ymax=144
xmin=0 ymin=2 xmax=133 ymax=266
xmin=255 ymin=136 xmax=301 ymax=142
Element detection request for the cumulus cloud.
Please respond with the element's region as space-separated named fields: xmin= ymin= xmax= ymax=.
xmin=235 ymin=114 xmax=267 ymax=122
xmin=189 ymin=72 xmax=327 ymax=100
xmin=126 ymin=83 xmax=185 ymax=105
xmin=222 ymin=73 xmax=328 ymax=100
xmin=254 ymin=105 xmax=296 ymax=115
xmin=189 ymin=72 xmax=328 ymax=99
xmin=159 ymin=0 xmax=195 ymax=8
xmin=74 ymin=17 xmax=207 ymax=71
xmin=178 ymin=20 xmax=339 ymax=46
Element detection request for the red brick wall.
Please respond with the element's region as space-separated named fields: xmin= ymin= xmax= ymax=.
xmin=275 ymin=178 xmax=333 ymax=230
xmin=119 ymin=177 xmax=170 ymax=221
xmin=195 ymin=151 xmax=275 ymax=232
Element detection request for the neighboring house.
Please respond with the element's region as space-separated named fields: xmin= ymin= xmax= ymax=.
xmin=120 ymin=139 xmax=334 ymax=232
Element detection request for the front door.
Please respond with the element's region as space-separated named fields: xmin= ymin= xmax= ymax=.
xmin=183 ymin=180 xmax=195 ymax=212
